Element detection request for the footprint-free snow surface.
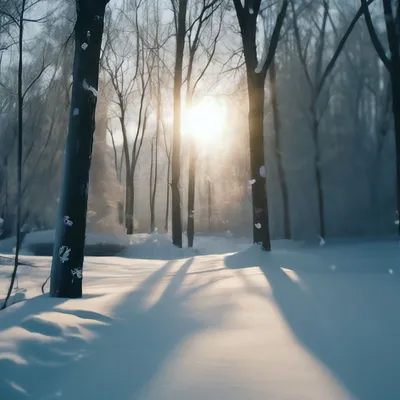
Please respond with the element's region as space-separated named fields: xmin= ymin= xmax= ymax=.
xmin=1 ymin=236 xmax=400 ymax=399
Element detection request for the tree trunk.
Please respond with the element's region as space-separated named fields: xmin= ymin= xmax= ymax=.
xmin=391 ymin=72 xmax=400 ymax=235
xmin=207 ymin=179 xmax=212 ymax=231
xmin=171 ymin=0 xmax=187 ymax=248
xmin=269 ymin=58 xmax=290 ymax=239
xmin=125 ymin=172 xmax=134 ymax=234
xmin=247 ymin=74 xmax=271 ymax=250
xmin=149 ymin=139 xmax=154 ymax=232
xmin=165 ymin=158 xmax=170 ymax=232
xmin=50 ymin=0 xmax=109 ymax=299
xmin=187 ymin=139 xmax=196 ymax=247
xmin=311 ymin=104 xmax=326 ymax=239
xmin=2 ymin=0 xmax=25 ymax=309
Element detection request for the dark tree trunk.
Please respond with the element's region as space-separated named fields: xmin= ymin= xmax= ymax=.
xmin=125 ymin=178 xmax=135 ymax=235
xmin=208 ymin=179 xmax=212 ymax=231
xmin=269 ymin=58 xmax=290 ymax=239
xmin=171 ymin=0 xmax=187 ymax=248
xmin=187 ymin=139 xmax=196 ymax=247
xmin=50 ymin=0 xmax=109 ymax=299
xmin=149 ymin=139 xmax=155 ymax=232
xmin=232 ymin=0 xmax=287 ymax=251
xmin=165 ymin=158 xmax=171 ymax=232
xmin=149 ymin=134 xmax=158 ymax=233
xmin=309 ymin=101 xmax=326 ymax=239
xmin=247 ymin=74 xmax=271 ymax=250
xmin=391 ymin=73 xmax=400 ymax=234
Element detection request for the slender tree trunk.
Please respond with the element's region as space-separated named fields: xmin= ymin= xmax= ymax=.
xmin=149 ymin=137 xmax=157 ymax=232
xmin=310 ymin=100 xmax=325 ymax=238
xmin=247 ymin=74 xmax=271 ymax=250
xmin=165 ymin=157 xmax=171 ymax=232
xmin=2 ymin=0 xmax=25 ymax=309
xmin=269 ymin=58 xmax=290 ymax=239
xmin=171 ymin=0 xmax=187 ymax=248
xmin=50 ymin=0 xmax=109 ymax=299
xmin=187 ymin=138 xmax=196 ymax=247
xmin=207 ymin=179 xmax=212 ymax=231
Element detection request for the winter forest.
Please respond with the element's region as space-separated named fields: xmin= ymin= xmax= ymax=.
xmin=0 ymin=0 xmax=400 ymax=398
xmin=1 ymin=0 xmax=398 ymax=246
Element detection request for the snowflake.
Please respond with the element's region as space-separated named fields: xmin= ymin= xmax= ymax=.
xmin=81 ymin=43 xmax=88 ymax=50
xmin=255 ymin=223 xmax=261 ymax=229
xmin=249 ymin=179 xmax=256 ymax=185
xmin=59 ymin=246 xmax=71 ymax=263
xmin=71 ymin=268 xmax=82 ymax=282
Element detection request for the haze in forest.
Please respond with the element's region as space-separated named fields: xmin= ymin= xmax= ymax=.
xmin=0 ymin=0 xmax=397 ymax=245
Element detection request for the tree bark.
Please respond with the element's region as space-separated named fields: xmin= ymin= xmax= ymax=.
xmin=50 ymin=0 xmax=109 ymax=299
xmin=187 ymin=138 xmax=196 ymax=247
xmin=171 ymin=0 xmax=187 ymax=248
xmin=247 ymin=74 xmax=271 ymax=250
xmin=391 ymin=73 xmax=400 ymax=234
xmin=311 ymin=107 xmax=326 ymax=238
xmin=165 ymin=158 xmax=171 ymax=232
xmin=269 ymin=58 xmax=290 ymax=239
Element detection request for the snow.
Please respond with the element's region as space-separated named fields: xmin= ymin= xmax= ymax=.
xmin=82 ymin=79 xmax=98 ymax=97
xmin=1 ymin=235 xmax=400 ymax=399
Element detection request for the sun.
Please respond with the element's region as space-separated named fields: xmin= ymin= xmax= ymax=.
xmin=183 ymin=97 xmax=226 ymax=145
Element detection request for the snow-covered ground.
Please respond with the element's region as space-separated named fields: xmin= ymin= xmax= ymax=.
xmin=1 ymin=235 xmax=400 ymax=399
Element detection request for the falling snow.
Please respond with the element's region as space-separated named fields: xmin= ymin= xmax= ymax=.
xmin=249 ymin=179 xmax=256 ymax=185
xmin=81 ymin=43 xmax=88 ymax=50
xmin=259 ymin=166 xmax=265 ymax=177
xmin=73 ymin=108 xmax=79 ymax=116
xmin=319 ymin=236 xmax=326 ymax=246
xmin=255 ymin=223 xmax=261 ymax=229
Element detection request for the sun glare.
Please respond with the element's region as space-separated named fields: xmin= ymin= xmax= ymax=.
xmin=183 ymin=97 xmax=226 ymax=145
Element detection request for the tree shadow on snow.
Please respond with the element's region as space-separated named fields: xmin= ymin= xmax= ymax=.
xmin=225 ymin=245 xmax=400 ymax=400
xmin=0 ymin=258 xmax=230 ymax=399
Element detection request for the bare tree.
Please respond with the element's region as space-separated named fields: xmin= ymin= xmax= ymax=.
xmin=360 ymin=0 xmax=400 ymax=234
xmin=232 ymin=0 xmax=289 ymax=250
xmin=269 ymin=56 xmax=291 ymax=238
xmin=170 ymin=0 xmax=188 ymax=247
xmin=102 ymin=2 xmax=154 ymax=234
xmin=50 ymin=0 xmax=110 ymax=299
xmin=1 ymin=0 xmax=52 ymax=308
xmin=290 ymin=0 xmax=376 ymax=239
xmin=185 ymin=0 xmax=224 ymax=247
